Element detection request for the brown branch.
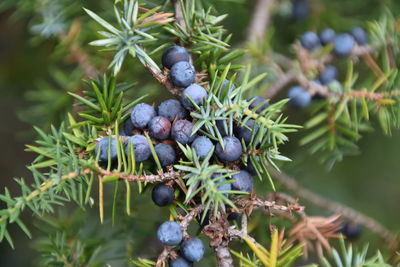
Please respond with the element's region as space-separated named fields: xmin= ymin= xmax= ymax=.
xmin=96 ymin=165 xmax=182 ymax=183
xmin=264 ymin=69 xmax=297 ymax=99
xmin=172 ymin=0 xmax=186 ymax=32
xmin=215 ymin=245 xmax=234 ymax=267
xmin=178 ymin=205 xmax=205 ymax=238
xmin=62 ymin=20 xmax=97 ymax=78
xmin=233 ymin=196 xmax=305 ymax=214
xmin=268 ymin=168 xmax=398 ymax=247
xmin=144 ymin=64 xmax=181 ymax=96
xmin=246 ymin=0 xmax=276 ymax=44
xmin=265 ymin=43 xmax=376 ymax=99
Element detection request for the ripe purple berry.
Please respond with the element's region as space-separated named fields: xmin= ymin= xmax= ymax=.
xmin=157 ymin=99 xmax=187 ymax=122
xmin=181 ymin=84 xmax=208 ymax=110
xmin=291 ymin=0 xmax=309 ymax=21
xmin=191 ymin=136 xmax=213 ymax=160
xmin=95 ymin=137 xmax=118 ymax=162
xmin=216 ymin=136 xmax=243 ymax=162
xmin=155 ymin=143 xmax=176 ymax=167
xmin=333 ymin=33 xmax=355 ymax=57
xmin=247 ymin=96 xmax=269 ymax=114
xmin=170 ymin=257 xmax=193 ymax=267
xmin=350 ymin=27 xmax=368 ymax=46
xmin=318 ymin=65 xmax=338 ymax=85
xmin=121 ymin=118 xmax=134 ymax=136
xmin=216 ymin=120 xmax=229 ymax=137
xmin=125 ymin=135 xmax=151 ymax=162
xmin=149 ymin=116 xmax=171 ymax=140
xmin=288 ymin=86 xmax=311 ymax=108
xmin=232 ymin=170 xmax=253 ymax=192
xmin=152 ymin=184 xmax=175 ymax=207
xmin=319 ymin=28 xmax=336 ymax=46
xmin=227 ymin=212 xmax=242 ymax=221
xmin=212 ymin=174 xmax=232 ymax=195
xmin=171 ymin=120 xmax=196 ymax=145
xmin=245 ymin=161 xmax=257 ymax=176
xmin=340 ymin=221 xmax=362 ymax=240
xmin=157 ymin=221 xmax=183 ymax=246
xmin=300 ymin=31 xmax=320 ymax=51
xmin=131 ymin=103 xmax=156 ymax=129
xmin=162 ymin=46 xmax=190 ymax=69
xmin=170 ymin=61 xmax=196 ymax=88
xmin=212 ymin=79 xmax=236 ymax=97
xmin=234 ymin=120 xmax=259 ymax=144
xmin=180 ymin=237 xmax=205 ymax=262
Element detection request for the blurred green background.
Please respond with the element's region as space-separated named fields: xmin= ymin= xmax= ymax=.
xmin=0 ymin=0 xmax=399 ymax=265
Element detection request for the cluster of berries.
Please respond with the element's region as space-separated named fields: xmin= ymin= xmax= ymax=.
xmin=95 ymin=46 xmax=267 ymax=265
xmin=300 ymin=26 xmax=369 ymax=56
xmin=285 ymin=27 xmax=369 ymax=109
xmin=157 ymin=221 xmax=205 ymax=266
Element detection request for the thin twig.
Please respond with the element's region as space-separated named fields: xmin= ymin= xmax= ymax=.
xmin=233 ymin=196 xmax=305 ymax=214
xmin=172 ymin=0 xmax=186 ymax=32
xmin=246 ymin=0 xmax=276 ymax=44
xmin=144 ymin=63 xmax=181 ymax=96
xmin=269 ymin=168 xmax=398 ymax=247
xmin=96 ymin=165 xmax=182 ymax=183
xmin=265 ymin=44 xmax=376 ymax=99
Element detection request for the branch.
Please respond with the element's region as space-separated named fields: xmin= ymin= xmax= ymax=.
xmin=61 ymin=20 xmax=97 ymax=78
xmin=265 ymin=43 xmax=376 ymax=99
xmin=246 ymin=0 xmax=276 ymax=44
xmin=233 ymin=196 xmax=305 ymax=215
xmin=178 ymin=205 xmax=205 ymax=238
xmin=96 ymin=165 xmax=182 ymax=183
xmin=144 ymin=64 xmax=181 ymax=96
xmin=268 ymin=168 xmax=398 ymax=247
xmin=172 ymin=0 xmax=186 ymax=31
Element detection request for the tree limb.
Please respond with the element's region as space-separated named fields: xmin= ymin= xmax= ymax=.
xmin=269 ymin=168 xmax=398 ymax=247
xmin=246 ymin=0 xmax=276 ymax=44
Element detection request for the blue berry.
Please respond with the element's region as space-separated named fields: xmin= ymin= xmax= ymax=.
xmin=157 ymin=221 xmax=183 ymax=246
xmin=245 ymin=161 xmax=257 ymax=176
xmin=124 ymin=135 xmax=151 ymax=162
xmin=152 ymin=184 xmax=174 ymax=207
xmin=247 ymin=96 xmax=269 ymax=114
xmin=171 ymin=120 xmax=196 ymax=145
xmin=232 ymin=170 xmax=253 ymax=192
xmin=95 ymin=137 xmax=118 ymax=162
xmin=318 ymin=65 xmax=338 ymax=85
xmin=121 ymin=118 xmax=134 ymax=136
xmin=216 ymin=120 xmax=229 ymax=137
xmin=216 ymin=136 xmax=242 ymax=162
xmin=288 ymin=86 xmax=311 ymax=108
xmin=319 ymin=28 xmax=336 ymax=45
xmin=155 ymin=143 xmax=176 ymax=167
xmin=227 ymin=212 xmax=242 ymax=221
xmin=149 ymin=116 xmax=171 ymax=140
xmin=350 ymin=27 xmax=368 ymax=45
xmin=191 ymin=136 xmax=213 ymax=160
xmin=162 ymin=46 xmax=190 ymax=69
xmin=212 ymin=79 xmax=236 ymax=96
xmin=340 ymin=221 xmax=362 ymax=240
xmin=131 ymin=103 xmax=156 ymax=129
xmin=291 ymin=0 xmax=309 ymax=21
xmin=170 ymin=61 xmax=196 ymax=88
xmin=234 ymin=120 xmax=259 ymax=144
xmin=180 ymin=238 xmax=205 ymax=262
xmin=169 ymin=257 xmax=193 ymax=267
xmin=181 ymin=84 xmax=208 ymax=110
xmin=333 ymin=33 xmax=355 ymax=57
xmin=158 ymin=99 xmax=187 ymax=122
xmin=212 ymin=174 xmax=232 ymax=194
xmin=300 ymin=31 xmax=320 ymax=51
